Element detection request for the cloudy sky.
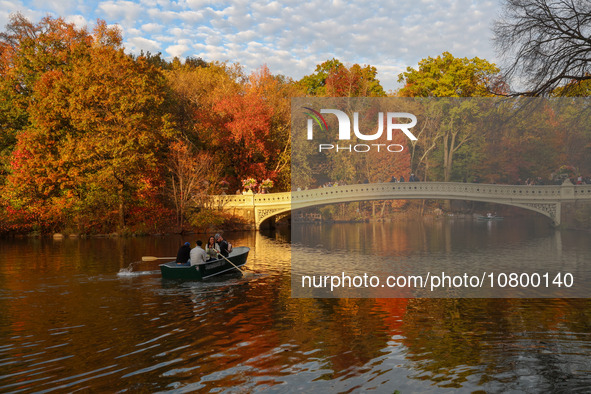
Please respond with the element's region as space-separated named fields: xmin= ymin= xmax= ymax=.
xmin=0 ymin=0 xmax=501 ymax=92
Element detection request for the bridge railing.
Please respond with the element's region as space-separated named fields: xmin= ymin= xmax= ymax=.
xmin=573 ymin=185 xmax=591 ymax=197
xmin=209 ymin=192 xmax=291 ymax=208
xmin=291 ymin=182 xmax=582 ymax=205
xmin=209 ymin=181 xmax=591 ymax=209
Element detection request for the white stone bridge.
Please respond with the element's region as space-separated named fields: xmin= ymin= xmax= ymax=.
xmin=210 ymin=181 xmax=591 ymax=229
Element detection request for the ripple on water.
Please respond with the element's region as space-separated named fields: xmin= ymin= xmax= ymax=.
xmin=1 ymin=227 xmax=591 ymax=392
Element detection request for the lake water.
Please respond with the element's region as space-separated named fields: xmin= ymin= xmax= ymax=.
xmin=1 ymin=217 xmax=590 ymax=392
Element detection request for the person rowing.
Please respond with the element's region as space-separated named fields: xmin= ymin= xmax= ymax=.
xmin=215 ymin=233 xmax=230 ymax=257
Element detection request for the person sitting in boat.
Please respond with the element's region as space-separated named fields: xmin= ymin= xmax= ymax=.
xmin=215 ymin=233 xmax=230 ymax=257
xmin=190 ymin=240 xmax=208 ymax=266
xmin=205 ymin=236 xmax=220 ymax=261
xmin=176 ymin=242 xmax=191 ymax=265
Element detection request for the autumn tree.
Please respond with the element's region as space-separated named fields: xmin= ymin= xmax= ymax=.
xmin=0 ymin=14 xmax=95 ymax=230
xmin=397 ymin=53 xmax=501 ymax=182
xmin=247 ymin=66 xmax=296 ymax=190
xmin=298 ymin=58 xmax=343 ymax=96
xmin=168 ymin=140 xmax=216 ymax=228
xmin=166 ymin=63 xmax=293 ymax=191
xmin=164 ymin=61 xmax=241 ymax=146
xmin=476 ymin=99 xmax=587 ymax=184
xmin=404 ymin=100 xmax=444 ymax=182
xmin=2 ymin=16 xmax=174 ymax=232
xmin=60 ymin=43 xmax=174 ymax=230
xmin=398 ymin=52 xmax=500 ymax=98
xmin=552 ymin=99 xmax=591 ymax=176
xmin=299 ymin=59 xmax=386 ymax=97
xmin=0 ymin=13 xmax=92 ymax=183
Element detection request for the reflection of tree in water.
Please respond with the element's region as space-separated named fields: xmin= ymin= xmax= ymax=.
xmin=176 ymin=275 xmax=399 ymax=390
xmin=300 ymin=298 xmax=392 ymax=376
xmin=399 ymin=298 xmax=591 ymax=390
xmin=150 ymin=280 xmax=591 ymax=391
xmin=266 ymin=282 xmax=396 ymax=379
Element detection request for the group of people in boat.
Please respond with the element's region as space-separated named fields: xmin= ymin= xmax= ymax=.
xmin=175 ymin=233 xmax=231 ymax=266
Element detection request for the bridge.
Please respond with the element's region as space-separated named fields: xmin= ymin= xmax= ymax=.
xmin=210 ymin=181 xmax=591 ymax=229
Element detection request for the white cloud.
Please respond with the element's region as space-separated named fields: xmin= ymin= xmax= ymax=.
xmin=127 ymin=27 xmax=142 ymax=35
xmin=11 ymin=0 xmax=500 ymax=91
xmin=146 ymin=8 xmax=176 ymax=23
xmin=98 ymin=0 xmax=144 ymax=24
xmin=185 ymin=0 xmax=212 ymax=10
xmin=204 ymin=34 xmax=222 ymax=46
xmin=1 ymin=1 xmax=52 ymax=31
xmin=152 ymin=34 xmax=176 ymax=43
xmin=127 ymin=36 xmax=161 ymax=52
xmin=141 ymin=22 xmax=163 ymax=33
xmin=166 ymin=43 xmax=190 ymax=58
xmin=31 ymin=0 xmax=78 ymax=15
xmin=64 ymin=14 xmax=88 ymax=28
xmin=177 ymin=10 xmax=205 ymax=23
xmin=0 ymin=1 xmax=27 ymax=29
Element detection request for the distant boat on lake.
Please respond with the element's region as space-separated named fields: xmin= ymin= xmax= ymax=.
xmin=476 ymin=213 xmax=504 ymax=221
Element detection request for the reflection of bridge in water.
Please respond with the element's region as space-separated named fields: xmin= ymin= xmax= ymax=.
xmin=211 ymin=181 xmax=591 ymax=229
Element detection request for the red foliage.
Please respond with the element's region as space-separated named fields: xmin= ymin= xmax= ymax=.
xmin=207 ymin=86 xmax=278 ymax=185
xmin=215 ymin=92 xmax=272 ymax=154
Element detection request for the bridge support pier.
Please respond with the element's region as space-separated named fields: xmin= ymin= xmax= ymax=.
xmin=559 ymin=200 xmax=591 ymax=229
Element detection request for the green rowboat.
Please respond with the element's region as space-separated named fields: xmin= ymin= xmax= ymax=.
xmin=159 ymin=246 xmax=250 ymax=280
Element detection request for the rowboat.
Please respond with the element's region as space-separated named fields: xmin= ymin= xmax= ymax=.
xmin=159 ymin=246 xmax=250 ymax=280
xmin=476 ymin=215 xmax=504 ymax=220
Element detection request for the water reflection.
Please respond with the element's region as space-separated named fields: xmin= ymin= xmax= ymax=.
xmin=0 ymin=219 xmax=590 ymax=392
xmin=292 ymin=218 xmax=587 ymax=298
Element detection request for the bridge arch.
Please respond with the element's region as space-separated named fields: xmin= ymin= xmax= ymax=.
xmin=260 ymin=194 xmax=557 ymax=228
xmin=212 ymin=181 xmax=591 ymax=229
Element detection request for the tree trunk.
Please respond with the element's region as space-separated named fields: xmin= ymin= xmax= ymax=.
xmin=443 ymin=135 xmax=450 ymax=182
xmin=443 ymin=136 xmax=453 ymax=210
xmin=444 ymin=128 xmax=459 ymax=183
xmin=118 ymin=187 xmax=125 ymax=230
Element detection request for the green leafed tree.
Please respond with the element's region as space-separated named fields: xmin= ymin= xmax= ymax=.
xmin=397 ymin=53 xmax=502 ymax=183
xmin=397 ymin=52 xmax=501 ymax=98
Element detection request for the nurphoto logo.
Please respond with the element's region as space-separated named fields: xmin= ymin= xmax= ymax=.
xmin=303 ymin=107 xmax=418 ymax=153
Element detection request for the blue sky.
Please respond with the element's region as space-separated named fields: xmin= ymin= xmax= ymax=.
xmin=1 ymin=0 xmax=501 ymax=91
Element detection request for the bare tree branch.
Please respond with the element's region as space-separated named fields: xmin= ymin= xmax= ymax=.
xmin=493 ymin=0 xmax=591 ymax=96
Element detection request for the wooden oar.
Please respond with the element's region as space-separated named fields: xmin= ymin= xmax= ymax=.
xmin=142 ymin=256 xmax=176 ymax=262
xmin=217 ymin=253 xmax=244 ymax=277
